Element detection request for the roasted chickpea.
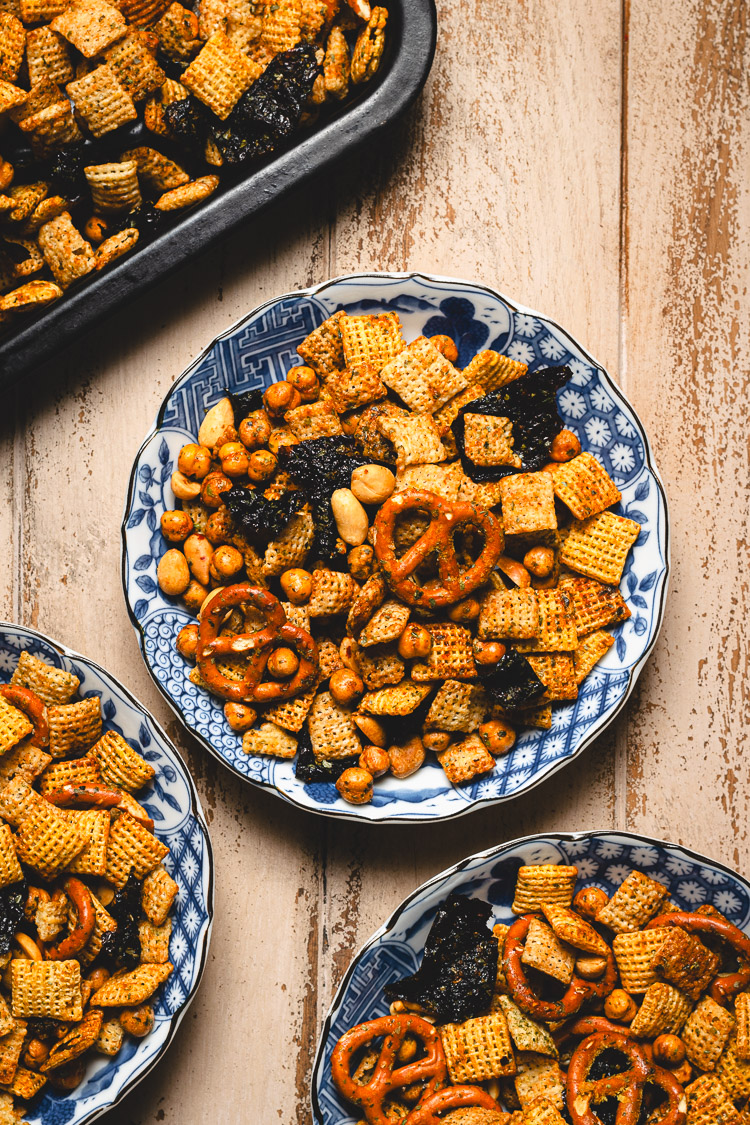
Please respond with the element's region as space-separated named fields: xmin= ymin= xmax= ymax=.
xmin=422 ymin=731 xmax=452 ymax=753
xmin=478 ymin=719 xmax=516 ymax=756
xmin=268 ymin=647 xmax=300 ymax=679
xmin=178 ymin=442 xmax=212 ymax=480
xmin=348 ymin=544 xmax=375 ymax=581
xmin=473 ymin=640 xmax=506 ymax=665
xmin=359 ymin=745 xmax=390 ymax=777
xmin=95 ymin=883 xmax=115 ymax=906
xmin=550 ymin=428 xmax=582 ymax=462
xmin=335 ymin=766 xmax=373 ymax=805
xmin=200 ymin=470 xmax=232 ymax=509
xmin=263 ymin=381 xmax=301 ymax=417
xmin=238 ymin=410 xmax=272 ymax=450
xmin=287 ymin=365 xmax=319 ymax=401
xmin=48 ymin=1061 xmax=86 ymax=1090
xmin=397 ymin=623 xmax=432 ymax=660
xmin=575 ymin=956 xmax=608 ymax=980
xmin=203 ymin=507 xmax=233 ymax=545
xmin=448 ymin=597 xmax=480 ymax=623
xmin=352 ymin=712 xmax=387 ymax=747
xmin=604 ymin=989 xmax=637 ymax=1023
xmin=389 ymin=736 xmax=426 ymax=779
xmin=183 ymin=579 xmax=208 ymax=613
xmin=496 ymin=555 xmax=531 ymax=588
xmin=176 ymin=623 xmax=199 ymax=661
xmin=224 ymin=702 xmax=257 ymax=732
xmin=157 ymin=549 xmax=190 ymax=596
xmin=268 ymin=428 xmax=298 ymax=455
xmin=653 ymin=1034 xmax=686 ymax=1067
xmin=120 ymin=1005 xmax=155 ymax=1038
xmin=84 ymin=215 xmax=108 ymax=242
xmin=329 ymin=668 xmax=364 ymax=708
xmin=279 ymin=567 xmax=312 ymax=605
xmin=209 ymin=544 xmax=244 ymax=581
xmin=429 ymin=335 xmax=459 ymax=363
xmin=161 ymin=509 xmax=194 ymax=542
xmin=22 ymin=1038 xmax=49 ymax=1070
xmin=247 ymin=449 xmax=278 ymax=484
xmin=573 ymin=886 xmax=609 ymax=920
xmin=524 ymin=546 xmax=555 ymax=578
xmin=219 ymin=441 xmax=250 ymax=478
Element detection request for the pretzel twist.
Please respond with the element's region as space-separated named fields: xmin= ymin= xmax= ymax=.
xmin=197 ymin=584 xmax=319 ymax=704
xmin=403 ymin=1085 xmax=504 ymax=1123
xmin=648 ymin=910 xmax=750 ymax=1003
xmin=0 ymin=684 xmax=49 ymax=747
xmin=566 ymin=1029 xmax=686 ymax=1125
xmin=373 ymin=489 xmax=503 ymax=608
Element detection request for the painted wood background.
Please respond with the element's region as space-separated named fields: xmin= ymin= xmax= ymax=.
xmin=1 ymin=0 xmax=749 ymax=1118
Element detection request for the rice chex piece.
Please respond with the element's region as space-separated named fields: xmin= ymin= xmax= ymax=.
xmin=0 ymin=14 xmax=24 ymax=83
xmin=521 ymin=917 xmax=575 ymax=984
xmin=650 ymin=926 xmax=720 ymax=999
xmin=515 ymin=591 xmax=577 ymax=654
xmin=716 ymin=1036 xmax=750 ymax=1100
xmin=47 ymin=695 xmax=101 ymax=757
xmin=139 ymin=917 xmax=172 ymax=963
xmin=52 ymin=0 xmax=127 ymax=56
xmin=629 ymin=983 xmax=693 ymax=1037
xmin=458 ymin=474 xmax=504 ymax=509
xmin=524 ymin=654 xmax=577 ymax=702
xmin=197 ymin=0 xmax=227 ymax=38
xmin=359 ymin=600 xmax=410 ymax=648
xmin=563 ymin=575 xmax=631 ymax=637
xmin=462 ymin=351 xmax=527 ymax=392
xmin=65 ymin=808 xmax=110 ymax=876
xmin=2 ymin=1063 xmax=46 ymax=1098
xmin=395 ymin=461 xmax=464 ymax=502
xmin=522 ymin=1099 xmax=566 ymax=1125
xmin=242 ymin=721 xmax=297 ymax=758
xmin=85 ymin=159 xmax=141 ymax=213
xmin=307 ymin=691 xmax=361 ymax=761
xmin=355 ymin=644 xmax=404 ymax=690
xmin=0 ymin=697 xmax=32 ymax=754
xmin=377 ymin=412 xmax=446 ymax=473
xmin=0 ymin=741 xmax=51 ymax=786
xmin=19 ymin=0 xmax=67 ymax=20
xmin=514 ymin=1054 xmax=565 ymax=1111
xmin=497 ymin=996 xmax=557 ymax=1057
xmin=433 ymin=383 xmax=485 ymax=455
xmin=11 ymin=651 xmax=79 ymax=705
xmin=95 ymin=1018 xmax=124 ymax=1056
xmin=286 ymin=399 xmax=343 ymax=439
xmin=11 ymin=959 xmax=81 ymax=1020
xmin=380 ymin=335 xmax=467 ymax=414
xmin=0 ymin=1021 xmax=25 ymax=1084
xmin=35 ymin=893 xmax=67 ymax=942
xmin=595 ymin=870 xmax=667 ymax=933
xmin=440 ymin=1011 xmax=516 ymax=1083
xmin=259 ymin=0 xmax=301 ymax=52
xmin=359 ymin=683 xmax=431 ymax=717
xmin=308 ymin=569 xmax=359 ymax=617
xmin=39 ymin=757 xmax=102 ymax=793
xmin=16 ymin=801 xmax=87 ymax=878
xmin=0 ymin=77 xmax=25 ymax=113
xmin=511 ymin=865 xmax=578 ymax=914
xmin=552 ymin=451 xmax=621 ymax=520
xmin=613 ymin=928 xmax=673 ymax=993
xmin=413 ymin=623 xmax=475 ymax=681
xmin=540 ymin=904 xmax=609 ymax=956
xmin=89 ymin=729 xmax=155 ymax=791
xmin=26 ymin=27 xmax=73 ymax=86
xmin=326 ymin=365 xmax=386 ymax=412
xmin=104 ymin=811 xmax=169 ymax=888
xmin=104 ymin=31 xmax=165 ymax=100
xmin=560 ymin=511 xmax=640 ymax=585
xmin=0 ymin=776 xmax=44 ymax=827
xmin=682 ymin=996 xmax=735 ymax=1072
xmin=91 ymin=962 xmax=173 ymax=1006
xmin=685 ymin=1074 xmax=741 ymax=1125
xmin=180 ymin=28 xmax=261 ymax=117
xmin=463 ymin=413 xmax=521 ymax=468
xmin=339 ymin=312 xmax=404 ymax=375
xmin=499 ymin=473 xmax=557 ymax=536
xmin=296 ymin=309 xmax=345 ymax=377
xmin=264 ymin=684 xmax=315 ymax=733
xmin=142 ymin=864 xmax=178 ymax=926
xmin=573 ymin=630 xmax=615 ymax=683
xmin=425 ymin=680 xmax=488 ymax=732
xmin=736 ymin=992 xmax=750 ymax=1060
xmin=437 ymin=734 xmax=495 ymax=786
xmin=0 ymin=825 xmax=22 ymax=888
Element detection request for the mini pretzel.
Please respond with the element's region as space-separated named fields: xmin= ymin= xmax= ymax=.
xmin=197 ymin=584 xmax=319 ymax=704
xmin=331 ymin=1014 xmax=448 ymax=1125
xmin=373 ymin=488 xmax=503 ymax=608
xmin=504 ymin=914 xmax=617 ymax=1021
xmin=403 ymin=1085 xmax=503 ymax=1123
xmin=566 ymin=1028 xmax=686 ymax=1125
xmin=648 ymin=910 xmax=750 ymax=1003
xmin=0 ymin=684 xmax=49 ymax=747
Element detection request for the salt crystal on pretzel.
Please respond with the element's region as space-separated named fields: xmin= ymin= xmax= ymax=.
xmin=478 ymin=588 xmax=540 ymax=641
xmin=437 ymin=734 xmax=494 ymax=786
xmin=497 ymin=996 xmax=558 ymax=1058
xmin=462 ymin=351 xmax=527 ymax=392
xmin=511 ymin=865 xmax=578 ymax=914
xmin=612 ymin=928 xmax=673 ymax=994
xmin=11 ymin=960 xmax=81 ymax=1021
xmin=551 ymin=451 xmax=621 ymax=520
xmin=11 ymin=651 xmax=79 ymax=705
xmin=440 ymin=1011 xmax=516 ymax=1084
xmin=52 ymin=0 xmax=127 ymax=56
xmin=682 ymin=996 xmax=735 ymax=1072
xmin=595 ymin=869 xmax=667 ymax=934
xmin=499 ymin=473 xmax=557 ymax=536
xmin=629 ymin=982 xmax=693 ymax=1038
xmin=242 ymin=721 xmax=297 ymax=758
xmin=359 ymin=683 xmax=430 ymax=717
xmin=339 ymin=312 xmax=405 ymax=375
xmin=358 ymin=599 xmax=409 ymax=648
xmin=425 ymin=680 xmax=489 ymax=733
xmin=515 ymin=591 xmax=577 ymax=654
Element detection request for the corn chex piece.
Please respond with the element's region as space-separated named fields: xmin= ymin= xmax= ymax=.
xmin=0 ymin=742 xmax=51 ymax=787
xmin=540 ymin=903 xmax=609 ymax=956
xmin=552 ymin=451 xmax=621 ymax=520
xmin=433 ymin=384 xmax=485 ymax=454
xmin=682 ymin=996 xmax=735 ymax=1072
xmin=52 ymin=0 xmax=127 ymax=55
xmin=377 ymin=412 xmax=446 ymax=473
xmin=479 ymin=589 xmax=540 ymax=644
xmin=64 ymin=808 xmax=110 ymax=876
xmin=630 ymin=982 xmax=693 ymax=1038
xmin=339 ymin=312 xmax=404 ymax=375
xmin=261 ymin=505 xmax=314 ymax=578
xmin=259 ymin=0 xmax=301 ymax=53
xmin=359 ymin=600 xmax=410 ymax=648
xmin=524 ymin=654 xmax=577 ymax=702
xmin=142 ymin=864 xmax=178 ymax=926
xmin=139 ymin=917 xmax=172 ymax=963
xmin=499 ymin=473 xmax=557 ymax=536
xmin=437 ymin=734 xmax=495 ymax=786
xmin=39 ymin=757 xmax=102 ymax=793
xmin=16 ymin=801 xmax=87 ymax=880
xmin=154 ymin=2 xmax=200 ymax=60
xmin=37 ymin=210 xmax=94 ymax=289
xmin=355 ymin=643 xmax=404 ymax=690
xmin=0 ymin=14 xmax=24 ymax=83
xmin=650 ymin=926 xmax=720 ymax=1000
xmin=297 ymin=309 xmax=345 ymax=377
xmin=395 ymin=461 xmax=463 ymax=502
xmin=458 ymin=475 xmax=504 ymax=509
xmin=514 ymin=1053 xmax=564 ymax=1111
xmin=95 ymin=226 xmax=139 ymax=269
xmin=1 ymin=1063 xmax=46 ymax=1098
xmin=0 ymin=825 xmax=22 ymax=889
xmin=414 ymin=623 xmax=476 ymax=681
xmin=66 ymin=63 xmax=137 ymax=137
xmin=11 ymin=959 xmax=81 ymax=1020
xmin=308 ymin=568 xmax=359 ymax=617
xmin=0 ymin=1021 xmax=25 ymax=1084
xmin=612 ymin=928 xmax=672 ymax=994
xmin=263 ymin=685 xmax=315 ymax=733
xmin=181 ymin=31 xmax=262 ymax=118
xmin=497 ymin=996 xmax=557 ymax=1058
xmin=242 ymin=721 xmax=297 ymax=758
xmin=307 ymin=692 xmax=361 ymax=761
xmin=425 ymin=680 xmax=488 ymax=732
xmin=573 ymin=630 xmax=615 ymax=684
xmin=522 ymin=1099 xmax=566 ymax=1125
xmin=47 ymin=695 xmax=101 ymax=757
xmin=520 ymin=917 xmax=575 ymax=983
xmin=0 ymin=697 xmax=32 ymax=754
xmin=91 ymin=962 xmax=173 ymax=1007
xmin=326 ymin=364 xmax=386 ymax=412
xmin=88 ymin=729 xmax=155 ymax=792
xmin=25 ymin=27 xmax=73 ymax=86
xmin=511 ymin=865 xmax=578 ymax=914
xmin=35 ymin=893 xmax=67 ymax=942
xmin=560 ymin=511 xmax=640 ymax=585
xmin=440 ymin=1010 xmax=516 ymax=1083
xmin=286 ymin=399 xmax=343 ymax=439
xmin=104 ymin=31 xmax=165 ymax=100
xmin=463 ymin=351 xmax=527 ymax=392
xmin=735 ymin=993 xmax=750 ymax=1060
xmin=380 ymin=335 xmax=467 ymax=414
xmin=0 ymin=776 xmax=44 ymax=827
xmin=716 ymin=1035 xmax=750 ymax=1100
xmin=85 ymin=160 xmax=141 ymax=213
xmin=515 ymin=591 xmax=577 ymax=653
xmin=11 ymin=651 xmax=78 ymax=705
xmin=0 ymin=998 xmax=13 ymax=1042
xmin=105 ymin=810 xmax=168 ymax=888
xmin=684 ymin=1075 xmax=740 ymax=1125
xmin=359 ymin=683 xmax=431 ymax=717
xmin=595 ymin=870 xmax=667 ymax=933
xmin=463 ymin=413 xmax=521 ymax=468
xmin=563 ymin=575 xmax=631 ymax=637
xmin=95 ymin=1018 xmax=124 ymax=1056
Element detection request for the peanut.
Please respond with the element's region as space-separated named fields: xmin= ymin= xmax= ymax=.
xmin=331 ymin=488 xmax=369 ymax=546
xmin=183 ymin=533 xmax=213 ymax=586
xmin=157 ymin=550 xmax=190 ymax=596
xmin=352 ymin=712 xmax=388 ymax=747
xmin=198 ymin=397 xmax=234 ymax=451
xmin=388 ymin=736 xmax=425 ymax=779
xmin=171 ymin=470 xmax=201 ymax=501
xmin=350 ymin=464 xmax=396 ymax=505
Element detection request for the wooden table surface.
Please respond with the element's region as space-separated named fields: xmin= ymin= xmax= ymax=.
xmin=1 ymin=0 xmax=748 ymax=1119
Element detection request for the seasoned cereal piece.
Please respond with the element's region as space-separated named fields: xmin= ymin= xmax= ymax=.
xmin=0 ymin=1021 xmax=25 ymax=1084
xmin=560 ymin=511 xmax=640 ymax=585
xmin=437 ymin=734 xmax=495 ymax=786
xmin=380 ymin=335 xmax=467 ymax=414
xmin=154 ymin=1 xmax=200 ymax=60
xmin=85 ymin=160 xmax=142 ymax=214
xmin=463 ymin=351 xmax=527 ymax=392
xmin=613 ymin=928 xmax=673 ymax=994
xmin=339 ymin=312 xmax=405 ymax=375
xmin=286 ymin=399 xmax=343 ymax=440
xmin=359 ymin=683 xmax=431 ymax=716
xmin=139 ymin=917 xmax=172 ymax=963
xmin=326 ymin=365 xmax=386 ymax=412
xmin=37 ymin=211 xmax=95 ymax=289
xmin=259 ymin=0 xmax=301 ymax=53
xmin=685 ymin=1074 xmax=740 ymax=1124
xmin=521 ymin=1100 xmax=566 ymax=1125
xmin=41 ymin=1009 xmax=103 ymax=1072
xmin=2 ymin=1064 xmax=46 ymax=1098
xmin=66 ymin=64 xmax=137 ymax=136
xmin=47 ymin=695 xmax=102 ymax=757
xmin=478 ymin=588 xmax=539 ymax=641
xmin=122 ymin=146 xmax=189 ymax=191
xmin=0 ymin=776 xmax=44 ymax=827
xmin=595 ymin=869 xmax=667 ymax=933
xmin=515 ymin=590 xmax=577 ymax=654
xmin=180 ymin=30 xmax=262 ymax=118
xmin=540 ymin=904 xmax=609 ymax=956
xmin=359 ymin=600 xmax=410 ymax=648
xmin=463 ymin=413 xmax=521 ymax=468
xmin=524 ymin=654 xmax=577 ymax=702
xmin=496 ymin=702 xmax=552 ymax=730
xmin=511 ymin=866 xmax=578 ymax=914
xmin=105 ymin=810 xmax=169 ymax=888
xmin=25 ymin=27 xmax=73 ymax=86
xmin=39 ymin=757 xmax=102 ymax=793
xmin=11 ymin=959 xmax=81 ymax=1020
xmin=563 ymin=575 xmax=631 ymax=637
xmin=154 ymin=174 xmax=220 ymax=210
xmin=64 ymin=809 xmax=110 ymax=876
xmin=499 ymin=473 xmax=557 ymax=536
xmin=91 ymin=962 xmax=173 ymax=1007
xmin=297 ymin=309 xmax=345 ymax=377
xmin=242 ymin=721 xmax=297 ymax=758
xmin=650 ymin=926 xmax=720 ymax=1000
xmin=0 ymin=77 xmax=25 ymax=114
xmin=0 ymin=742 xmax=51 ymax=786
xmin=120 ymin=0 xmax=170 ymax=22
xmin=15 ymin=801 xmax=86 ymax=878
xmin=552 ymin=451 xmax=621 ymax=520
xmin=716 ymin=1035 xmax=750 ymax=1101
xmin=412 ymin=624 xmax=476 ymax=681
xmin=0 ymin=14 xmax=24 ymax=83
xmin=395 ymin=461 xmax=464 ymax=502
xmin=521 ymin=917 xmax=575 ymax=984
xmin=34 ymin=892 xmax=68 ymax=942
xmin=88 ymin=729 xmax=154 ymax=791
xmin=350 ymin=4 xmax=386 ymax=84
xmin=262 ymin=507 xmax=314 ymax=578
xmin=440 ymin=1011 xmax=516 ymax=1083
xmin=434 ymin=384 xmax=485 ymax=455
xmin=10 ymin=651 xmax=78 ymax=705
xmin=95 ymin=1017 xmax=124 ymax=1056
xmin=263 ymin=686 xmax=316 ymax=733
xmin=0 ymin=697 xmax=32 ymax=755
xmin=95 ymin=227 xmax=139 ymax=269
xmin=346 ymin=573 xmax=387 ymax=636
xmin=307 ymin=691 xmax=361 ymax=761
xmin=514 ymin=1054 xmax=565 ymax=1111
xmin=52 ymin=0 xmax=127 ymax=56
xmin=308 ymin=568 xmax=359 ymax=617
xmin=458 ymin=474 xmax=504 ymax=509
xmin=573 ymin=630 xmax=615 ymax=683
xmin=629 ymin=982 xmax=693 ymax=1038
xmin=19 ymin=0 xmax=67 ymax=19
xmin=0 ymin=279 xmax=62 ymax=313
xmin=736 ymin=992 xmax=750 ymax=1060
xmin=0 ymin=826 xmax=21 ymax=889
xmin=323 ymin=23 xmax=349 ymax=98
xmin=142 ymin=864 xmax=178 ymax=926
xmin=682 ymin=996 xmax=735 ymax=1072
xmin=425 ymin=680 xmax=489 ymax=732
xmin=104 ymin=31 xmax=165 ymax=100
xmin=355 ymin=643 xmax=404 ymax=690
xmin=497 ymin=996 xmax=558 ymax=1058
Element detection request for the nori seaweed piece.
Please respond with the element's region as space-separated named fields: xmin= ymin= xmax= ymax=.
xmin=48 ymin=147 xmax=87 ymax=202
xmin=474 ymin=649 xmax=545 ymax=709
xmin=164 ymin=96 xmax=212 ymax=157
xmin=100 ymin=870 xmax=143 ymax=970
xmin=452 ymin=365 xmax=572 ymax=482
xmin=0 ymin=879 xmax=27 ymax=956
xmin=226 ymin=386 xmax=265 ymax=419
xmin=27 ymin=1018 xmax=66 ymax=1042
xmin=222 ymin=484 xmax=305 ymax=548
xmin=294 ymin=722 xmax=358 ymax=784
xmin=384 ymin=894 xmax=498 ymax=1024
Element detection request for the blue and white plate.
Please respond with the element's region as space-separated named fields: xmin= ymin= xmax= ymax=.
xmin=0 ymin=623 xmax=214 ymax=1125
xmin=121 ymin=272 xmax=669 ymax=824
xmin=312 ymin=830 xmax=750 ymax=1123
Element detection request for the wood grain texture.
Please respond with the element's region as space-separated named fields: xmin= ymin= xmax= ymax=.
xmin=0 ymin=0 xmax=746 ymax=1118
